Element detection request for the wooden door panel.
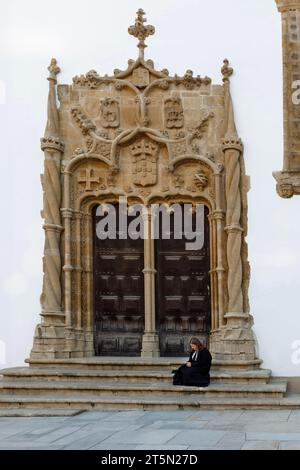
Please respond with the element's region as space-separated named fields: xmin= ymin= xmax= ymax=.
xmin=93 ymin=205 xmax=144 ymax=356
xmin=156 ymin=206 xmax=211 ymax=357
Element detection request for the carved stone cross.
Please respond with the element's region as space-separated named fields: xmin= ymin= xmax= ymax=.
xmin=128 ymin=9 xmax=155 ymax=59
xmin=77 ymin=168 xmax=100 ymax=191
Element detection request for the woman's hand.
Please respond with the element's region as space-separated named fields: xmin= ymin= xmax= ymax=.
xmin=186 ymin=362 xmax=192 ymax=368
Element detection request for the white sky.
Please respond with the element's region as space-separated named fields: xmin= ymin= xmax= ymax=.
xmin=0 ymin=0 xmax=300 ymax=375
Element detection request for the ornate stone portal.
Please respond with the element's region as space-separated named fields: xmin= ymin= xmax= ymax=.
xmin=274 ymin=0 xmax=300 ymax=197
xmin=30 ymin=9 xmax=258 ymax=363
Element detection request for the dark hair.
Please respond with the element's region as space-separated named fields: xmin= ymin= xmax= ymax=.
xmin=189 ymin=337 xmax=204 ymax=351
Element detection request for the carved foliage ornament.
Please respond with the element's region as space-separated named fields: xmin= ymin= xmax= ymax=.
xmin=71 ymin=107 xmax=96 ymax=135
xmin=174 ymin=70 xmax=211 ymax=90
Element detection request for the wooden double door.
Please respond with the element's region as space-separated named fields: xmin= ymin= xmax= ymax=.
xmin=93 ymin=204 xmax=211 ymax=356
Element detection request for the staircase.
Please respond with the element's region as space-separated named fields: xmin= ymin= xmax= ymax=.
xmin=0 ymin=357 xmax=299 ymax=415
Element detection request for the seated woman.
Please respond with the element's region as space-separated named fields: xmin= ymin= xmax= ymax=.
xmin=172 ymin=337 xmax=212 ymax=387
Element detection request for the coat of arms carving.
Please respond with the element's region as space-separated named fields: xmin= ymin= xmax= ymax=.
xmin=164 ymin=95 xmax=184 ymax=129
xmin=100 ymin=98 xmax=120 ymax=128
xmin=132 ymin=67 xmax=150 ymax=88
xmin=131 ymin=138 xmax=159 ymax=187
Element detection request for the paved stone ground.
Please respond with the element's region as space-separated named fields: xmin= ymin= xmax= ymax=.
xmin=1 ymin=409 xmax=300 ymax=450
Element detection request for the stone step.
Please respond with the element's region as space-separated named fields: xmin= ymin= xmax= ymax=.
xmin=26 ymin=357 xmax=263 ymax=371
xmin=0 ymin=379 xmax=287 ymax=398
xmin=0 ymin=392 xmax=299 ymax=411
xmin=0 ymin=367 xmax=272 ymax=384
xmin=0 ymin=408 xmax=83 ymax=417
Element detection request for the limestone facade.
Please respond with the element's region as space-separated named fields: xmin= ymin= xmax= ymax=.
xmin=274 ymin=0 xmax=300 ymax=197
xmin=30 ymin=10 xmax=258 ymax=363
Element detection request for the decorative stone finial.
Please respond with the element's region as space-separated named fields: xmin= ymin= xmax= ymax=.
xmin=47 ymin=58 xmax=61 ymax=82
xmin=128 ymin=9 xmax=155 ymax=59
xmin=221 ymin=59 xmax=233 ymax=83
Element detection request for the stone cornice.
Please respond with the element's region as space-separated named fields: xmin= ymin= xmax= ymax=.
xmin=275 ymin=0 xmax=300 ymax=12
xmin=273 ymin=170 xmax=300 ymax=198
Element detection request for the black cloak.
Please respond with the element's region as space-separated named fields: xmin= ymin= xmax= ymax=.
xmin=172 ymin=348 xmax=212 ymax=387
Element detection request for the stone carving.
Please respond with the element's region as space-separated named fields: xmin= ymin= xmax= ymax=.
xmin=221 ymin=59 xmax=234 ymax=83
xmin=131 ymin=138 xmax=159 ymax=186
xmin=74 ymin=147 xmax=85 ymax=156
xmin=47 ymin=58 xmax=60 ymax=80
xmin=100 ymin=98 xmax=120 ymax=128
xmin=71 ymin=107 xmax=96 ymax=135
xmin=86 ymin=137 xmax=94 ymax=152
xmin=71 ymin=107 xmax=112 ymax=157
xmin=175 ymin=131 xmax=185 ymax=139
xmin=139 ymin=189 xmax=152 ymax=198
xmin=107 ymin=169 xmax=118 ymax=187
xmin=194 ymin=172 xmax=209 ymax=191
xmin=169 ymin=140 xmax=188 ymax=158
xmin=174 ymin=70 xmax=211 ymax=90
xmin=128 ymin=9 xmax=155 ymax=59
xmin=191 ymin=112 xmax=214 ymax=139
xmin=73 ymin=69 xmax=102 ymax=88
xmin=41 ymin=136 xmax=64 ymax=152
xmin=132 ymin=67 xmax=150 ymax=88
xmin=164 ymin=95 xmax=184 ymax=129
xmin=77 ymin=168 xmax=102 ymax=191
xmin=276 ymin=182 xmax=294 ymax=199
xmin=174 ymin=174 xmax=185 ymax=188
xmin=94 ymin=141 xmax=112 ymax=160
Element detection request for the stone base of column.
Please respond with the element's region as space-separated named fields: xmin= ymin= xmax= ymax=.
xmin=210 ymin=312 xmax=258 ymax=362
xmin=29 ymin=323 xmax=69 ymax=360
xmin=30 ymin=323 xmax=93 ymax=360
xmin=141 ymin=333 xmax=160 ymax=358
xmin=84 ymin=329 xmax=95 ymax=357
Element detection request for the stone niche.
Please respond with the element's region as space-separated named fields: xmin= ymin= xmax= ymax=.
xmin=30 ymin=9 xmax=259 ymax=365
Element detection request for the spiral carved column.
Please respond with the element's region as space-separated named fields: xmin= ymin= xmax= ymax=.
xmin=217 ymin=137 xmax=257 ymax=361
xmin=30 ymin=59 xmax=66 ymax=360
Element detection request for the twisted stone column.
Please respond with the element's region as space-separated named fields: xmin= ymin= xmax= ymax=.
xmin=40 ymin=139 xmax=64 ymax=321
xmin=30 ymin=59 xmax=65 ymax=360
xmin=224 ymin=140 xmax=244 ymax=315
xmin=211 ymin=64 xmax=257 ymax=363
